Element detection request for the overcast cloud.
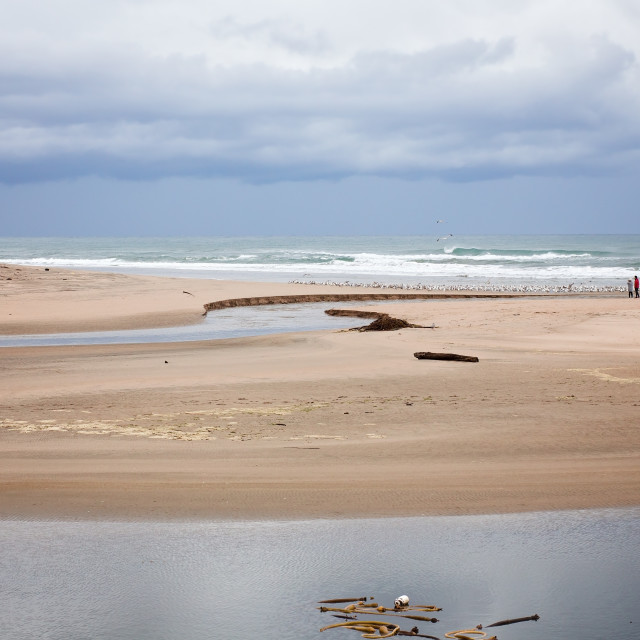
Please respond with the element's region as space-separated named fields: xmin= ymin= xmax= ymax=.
xmin=1 ymin=0 xmax=639 ymax=186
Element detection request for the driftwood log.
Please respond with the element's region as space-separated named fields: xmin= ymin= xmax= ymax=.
xmin=414 ymin=352 xmax=479 ymax=362
xmin=486 ymin=614 xmax=540 ymax=627
xmin=324 ymin=309 xmax=381 ymax=319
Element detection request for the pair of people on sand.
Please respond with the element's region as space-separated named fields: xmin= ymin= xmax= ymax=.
xmin=628 ymin=276 xmax=639 ymax=298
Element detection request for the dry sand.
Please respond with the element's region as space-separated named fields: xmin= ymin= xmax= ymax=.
xmin=1 ymin=263 xmax=639 ymax=521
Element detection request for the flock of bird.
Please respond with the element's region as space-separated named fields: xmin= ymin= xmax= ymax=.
xmin=435 ymin=219 xmax=453 ymax=242
xmin=289 ymin=279 xmax=623 ymax=293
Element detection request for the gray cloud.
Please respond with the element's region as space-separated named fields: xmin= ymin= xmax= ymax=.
xmin=1 ymin=6 xmax=639 ymax=185
xmin=209 ymin=16 xmax=331 ymax=55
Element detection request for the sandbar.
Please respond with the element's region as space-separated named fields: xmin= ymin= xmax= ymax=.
xmin=1 ymin=263 xmax=639 ymax=521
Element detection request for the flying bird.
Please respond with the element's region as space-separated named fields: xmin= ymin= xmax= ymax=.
xmin=436 ymin=219 xmax=445 ymax=223
xmin=437 ymin=234 xmax=453 ymax=242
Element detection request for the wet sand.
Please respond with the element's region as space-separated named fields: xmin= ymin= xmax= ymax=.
xmin=1 ymin=263 xmax=639 ymax=520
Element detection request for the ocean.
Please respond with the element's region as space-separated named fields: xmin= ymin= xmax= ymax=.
xmin=1 ymin=235 xmax=638 ymax=292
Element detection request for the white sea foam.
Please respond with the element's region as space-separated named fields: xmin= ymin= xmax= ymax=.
xmin=1 ymin=235 xmax=637 ymax=288
xmin=20 ymin=258 xmax=623 ymax=281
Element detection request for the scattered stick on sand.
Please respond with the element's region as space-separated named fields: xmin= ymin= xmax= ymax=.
xmin=414 ymin=352 xmax=479 ymax=362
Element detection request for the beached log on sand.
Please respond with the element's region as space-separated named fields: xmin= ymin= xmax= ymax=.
xmin=414 ymin=351 xmax=479 ymax=362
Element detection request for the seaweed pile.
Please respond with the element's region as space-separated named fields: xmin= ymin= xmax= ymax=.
xmin=324 ymin=309 xmax=429 ymax=331
xmin=317 ymin=595 xmax=539 ymax=639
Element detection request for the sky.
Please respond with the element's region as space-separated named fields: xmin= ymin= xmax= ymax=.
xmin=1 ymin=0 xmax=639 ymax=236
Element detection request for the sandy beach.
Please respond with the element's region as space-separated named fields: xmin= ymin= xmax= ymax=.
xmin=1 ymin=263 xmax=639 ymax=521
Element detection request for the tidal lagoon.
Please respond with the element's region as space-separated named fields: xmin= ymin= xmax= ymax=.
xmin=1 ymin=509 xmax=638 ymax=640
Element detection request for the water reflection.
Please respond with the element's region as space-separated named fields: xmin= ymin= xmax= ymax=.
xmin=0 ymin=509 xmax=638 ymax=640
xmin=0 ymin=302 xmax=366 ymax=347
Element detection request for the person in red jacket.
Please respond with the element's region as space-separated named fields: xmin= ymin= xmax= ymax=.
xmin=635 ymin=275 xmax=639 ymax=298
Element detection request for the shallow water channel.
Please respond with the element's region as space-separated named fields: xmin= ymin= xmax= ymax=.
xmin=0 ymin=302 xmax=370 ymax=347
xmin=1 ymin=509 xmax=638 ymax=640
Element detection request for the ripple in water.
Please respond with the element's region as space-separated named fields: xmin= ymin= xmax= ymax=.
xmin=0 ymin=509 xmax=638 ymax=640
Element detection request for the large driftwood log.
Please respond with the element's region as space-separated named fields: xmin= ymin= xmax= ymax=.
xmin=324 ymin=309 xmax=382 ymax=319
xmin=414 ymin=351 xmax=479 ymax=362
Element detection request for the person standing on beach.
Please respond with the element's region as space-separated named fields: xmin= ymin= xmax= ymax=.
xmin=628 ymin=279 xmax=634 ymax=298
xmin=635 ymin=275 xmax=639 ymax=298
